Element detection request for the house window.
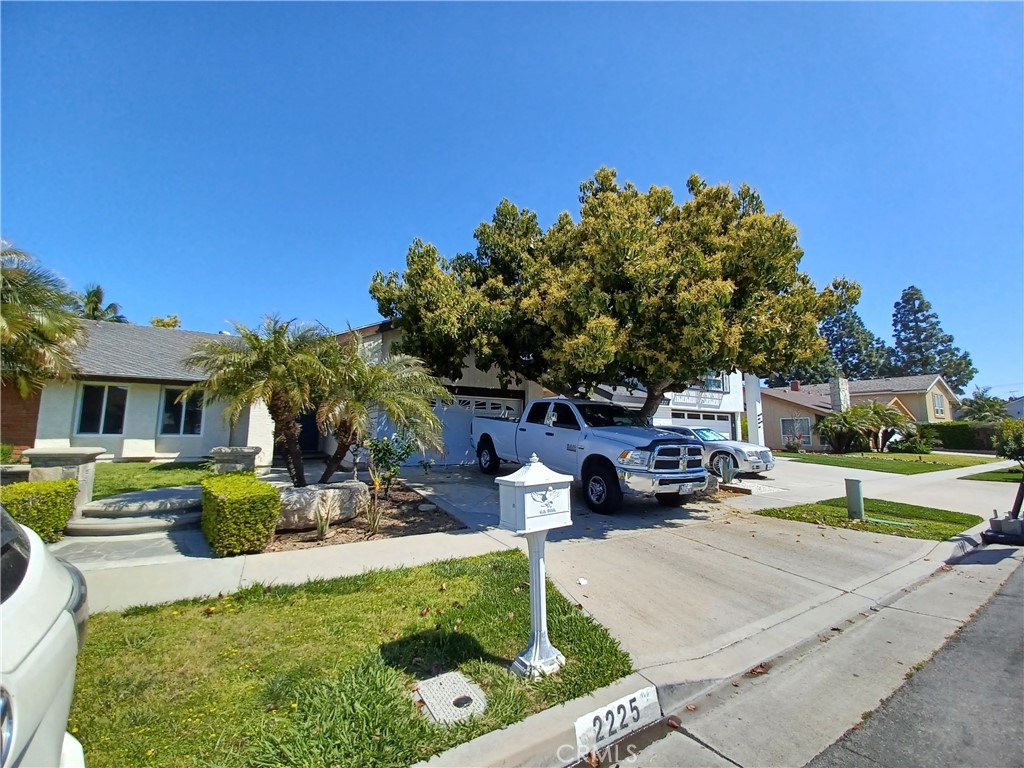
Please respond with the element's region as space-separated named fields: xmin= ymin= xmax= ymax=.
xmin=933 ymin=394 xmax=945 ymax=416
xmin=700 ymin=372 xmax=730 ymax=393
xmin=161 ymin=388 xmax=203 ymax=435
xmin=78 ymin=385 xmax=128 ymax=435
xmin=780 ymin=417 xmax=812 ymax=447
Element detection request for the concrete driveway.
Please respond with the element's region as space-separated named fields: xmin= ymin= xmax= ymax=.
xmin=406 ymin=456 xmax=1011 ymax=700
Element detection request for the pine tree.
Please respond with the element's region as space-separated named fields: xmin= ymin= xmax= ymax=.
xmin=889 ymin=286 xmax=976 ymax=394
xmin=821 ymin=308 xmax=890 ymax=380
xmin=765 ymin=350 xmax=839 ymax=388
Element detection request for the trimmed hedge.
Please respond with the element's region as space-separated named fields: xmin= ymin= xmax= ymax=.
xmin=201 ymin=474 xmax=281 ymax=558
xmin=1 ymin=479 xmax=78 ymax=542
xmin=918 ymin=422 xmax=998 ymax=451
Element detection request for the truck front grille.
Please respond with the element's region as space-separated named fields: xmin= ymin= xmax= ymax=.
xmin=652 ymin=445 xmax=703 ymax=471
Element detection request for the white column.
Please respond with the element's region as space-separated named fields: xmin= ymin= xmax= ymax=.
xmin=744 ymin=373 xmax=765 ymax=446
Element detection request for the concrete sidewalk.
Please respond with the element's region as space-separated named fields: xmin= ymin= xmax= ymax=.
xmin=51 ymin=457 xmax=1020 ymax=767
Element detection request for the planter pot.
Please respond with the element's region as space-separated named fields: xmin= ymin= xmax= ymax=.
xmin=1001 ymin=518 xmax=1023 ymax=536
xmin=989 ymin=517 xmax=1005 ymax=534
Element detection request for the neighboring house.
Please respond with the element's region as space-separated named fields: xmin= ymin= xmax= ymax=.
xmin=2 ymin=321 xmax=274 ymax=464
xmin=759 ymin=374 xmax=960 ymax=451
xmin=1007 ymin=396 xmax=1024 ymax=420
xmin=596 ymin=372 xmax=744 ymax=440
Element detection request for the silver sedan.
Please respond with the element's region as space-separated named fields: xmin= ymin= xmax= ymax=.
xmin=657 ymin=426 xmax=775 ymax=476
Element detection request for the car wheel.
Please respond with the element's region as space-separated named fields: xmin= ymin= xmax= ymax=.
xmin=477 ymin=439 xmax=500 ymax=475
xmin=709 ymin=452 xmax=738 ymax=477
xmin=584 ymin=463 xmax=623 ymax=514
xmin=655 ymin=492 xmax=688 ymax=507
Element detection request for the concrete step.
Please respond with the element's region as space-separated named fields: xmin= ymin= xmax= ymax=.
xmin=66 ymin=510 xmax=202 ymax=536
xmin=82 ymin=486 xmax=202 ymax=518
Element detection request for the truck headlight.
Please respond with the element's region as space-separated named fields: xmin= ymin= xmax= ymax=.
xmin=617 ymin=450 xmax=651 ymax=467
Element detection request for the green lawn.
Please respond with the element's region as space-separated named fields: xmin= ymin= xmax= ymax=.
xmin=70 ymin=551 xmax=632 ymax=768
xmin=755 ymin=497 xmax=981 ymax=541
xmin=961 ymin=466 xmax=1023 ymax=483
xmin=775 ymin=451 xmax=997 ymax=475
xmin=92 ymin=461 xmax=213 ymax=499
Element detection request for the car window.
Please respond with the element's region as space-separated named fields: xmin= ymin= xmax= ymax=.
xmin=550 ymin=403 xmax=581 ymax=431
xmin=693 ymin=428 xmax=728 ymax=441
xmin=525 ymin=402 xmax=550 ymax=425
xmin=575 ymin=403 xmax=646 ymax=428
xmin=1 ymin=507 xmax=31 ymax=603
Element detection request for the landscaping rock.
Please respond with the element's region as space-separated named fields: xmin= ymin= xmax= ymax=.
xmin=276 ymin=480 xmax=369 ymax=531
xmin=418 ymin=503 xmax=438 ymax=512
xmin=696 ymin=475 xmax=719 ymax=498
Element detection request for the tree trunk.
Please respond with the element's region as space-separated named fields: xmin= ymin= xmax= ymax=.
xmin=269 ymin=398 xmax=306 ymax=487
xmin=318 ymin=425 xmax=357 ymax=484
xmin=638 ymin=381 xmax=673 ymax=421
xmin=1011 ymin=478 xmax=1024 ymax=519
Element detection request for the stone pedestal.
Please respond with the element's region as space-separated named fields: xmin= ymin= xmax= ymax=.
xmin=210 ymin=446 xmax=262 ymax=474
xmin=22 ymin=447 xmax=105 ymax=517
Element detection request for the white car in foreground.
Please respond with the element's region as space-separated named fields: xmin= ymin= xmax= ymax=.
xmin=658 ymin=426 xmax=775 ymax=476
xmin=1 ymin=506 xmax=88 ymax=768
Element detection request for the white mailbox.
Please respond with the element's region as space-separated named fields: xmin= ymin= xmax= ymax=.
xmin=495 ymin=454 xmax=573 ymax=534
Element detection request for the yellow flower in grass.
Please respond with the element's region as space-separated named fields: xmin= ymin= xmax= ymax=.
xmin=146 ymin=749 xmax=154 ymax=757
xmin=290 ymin=702 xmax=298 ymax=710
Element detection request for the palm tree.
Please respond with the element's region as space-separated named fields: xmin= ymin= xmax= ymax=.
xmin=182 ymin=316 xmax=335 ymax=487
xmin=0 ymin=242 xmax=81 ymax=396
xmin=315 ymin=332 xmax=452 ymax=484
xmin=77 ymin=283 xmax=128 ymax=322
xmin=863 ymin=401 xmax=914 ymax=452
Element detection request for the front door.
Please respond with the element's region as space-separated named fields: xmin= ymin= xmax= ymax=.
xmin=298 ymin=411 xmax=321 ymax=453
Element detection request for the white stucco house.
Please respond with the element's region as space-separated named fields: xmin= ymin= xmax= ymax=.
xmin=28 ymin=321 xmax=274 ymax=465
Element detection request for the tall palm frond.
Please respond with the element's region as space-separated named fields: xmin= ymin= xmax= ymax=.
xmin=316 ymin=332 xmax=452 ymax=483
xmin=1 ymin=242 xmax=82 ymax=395
xmin=77 ymin=283 xmax=128 ymax=322
xmin=182 ymin=315 xmax=336 ymax=486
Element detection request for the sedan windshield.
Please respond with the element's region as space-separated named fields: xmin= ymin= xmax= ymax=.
xmin=693 ymin=428 xmax=728 ymax=441
xmin=575 ymin=403 xmax=646 ymax=428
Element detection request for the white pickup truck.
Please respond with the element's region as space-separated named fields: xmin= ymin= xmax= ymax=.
xmin=470 ymin=397 xmax=708 ymax=513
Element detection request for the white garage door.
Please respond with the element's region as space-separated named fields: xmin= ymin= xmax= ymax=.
xmin=406 ymin=396 xmax=523 ymax=467
xmin=653 ymin=411 xmax=736 ymax=439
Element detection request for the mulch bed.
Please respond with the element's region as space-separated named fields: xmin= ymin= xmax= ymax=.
xmin=265 ymin=481 xmax=465 ymax=552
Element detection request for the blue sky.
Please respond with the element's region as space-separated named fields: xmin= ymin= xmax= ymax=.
xmin=3 ymin=2 xmax=1022 ymax=397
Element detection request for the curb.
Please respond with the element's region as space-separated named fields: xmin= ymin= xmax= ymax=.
xmin=415 ymin=517 xmax=992 ymax=768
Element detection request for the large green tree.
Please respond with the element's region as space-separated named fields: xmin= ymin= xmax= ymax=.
xmin=183 ymin=316 xmax=335 ymax=487
xmin=822 ymin=307 xmax=890 ymax=380
xmin=372 ymin=168 xmax=856 ymax=418
xmin=0 ymin=242 xmax=82 ymax=396
xmin=958 ymin=386 xmax=1009 ymax=422
xmin=764 ymin=349 xmax=840 ymax=388
xmin=314 ymin=332 xmax=451 ymax=484
xmin=77 ymin=283 xmax=128 ymax=323
xmin=888 ymin=286 xmax=975 ymax=394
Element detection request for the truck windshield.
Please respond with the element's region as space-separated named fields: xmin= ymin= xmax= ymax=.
xmin=575 ymin=404 xmax=646 ymax=428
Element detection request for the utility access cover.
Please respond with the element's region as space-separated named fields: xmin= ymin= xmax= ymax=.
xmin=414 ymin=671 xmax=487 ymax=725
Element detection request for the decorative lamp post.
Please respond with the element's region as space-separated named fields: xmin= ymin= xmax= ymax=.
xmin=495 ymin=454 xmax=573 ymax=679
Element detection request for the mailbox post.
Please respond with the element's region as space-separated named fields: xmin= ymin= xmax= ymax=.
xmin=495 ymin=454 xmax=574 ymax=679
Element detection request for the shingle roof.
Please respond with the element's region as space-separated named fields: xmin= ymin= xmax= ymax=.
xmin=73 ymin=320 xmax=234 ymax=382
xmin=791 ymin=375 xmax=943 ymax=397
xmin=759 ymin=387 xmax=833 ymax=413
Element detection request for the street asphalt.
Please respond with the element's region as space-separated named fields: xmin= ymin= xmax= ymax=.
xmin=47 ymin=455 xmax=1023 ymax=768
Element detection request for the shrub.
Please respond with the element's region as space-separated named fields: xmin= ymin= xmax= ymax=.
xmin=0 ymin=479 xmax=77 ymax=542
xmin=201 ymin=474 xmax=281 ymax=557
xmin=888 ymin=436 xmax=934 ymax=454
xmin=0 ymin=443 xmax=14 ymax=464
xmin=993 ymin=419 xmax=1024 ymax=466
xmin=918 ymin=421 xmax=997 ymax=451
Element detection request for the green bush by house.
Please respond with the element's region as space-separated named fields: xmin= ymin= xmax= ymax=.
xmin=918 ymin=421 xmax=997 ymax=451
xmin=200 ymin=474 xmax=280 ymax=557
xmin=0 ymin=443 xmax=14 ymax=464
xmin=1 ymin=479 xmax=78 ymax=542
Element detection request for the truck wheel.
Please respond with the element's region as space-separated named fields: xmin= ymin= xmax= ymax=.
xmin=655 ymin=492 xmax=688 ymax=507
xmin=710 ymin=452 xmax=738 ymax=477
xmin=584 ymin=464 xmax=623 ymax=514
xmin=477 ymin=439 xmax=500 ymax=475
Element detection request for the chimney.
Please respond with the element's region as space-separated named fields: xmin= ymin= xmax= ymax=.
xmin=829 ymin=377 xmax=850 ymax=412
xmin=790 ymin=380 xmax=801 ymax=392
